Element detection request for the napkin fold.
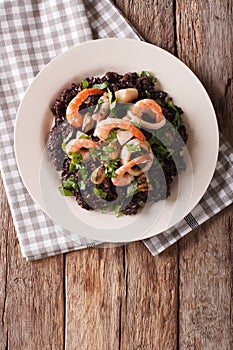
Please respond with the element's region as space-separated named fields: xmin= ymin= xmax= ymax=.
xmin=1 ymin=0 xmax=232 ymax=260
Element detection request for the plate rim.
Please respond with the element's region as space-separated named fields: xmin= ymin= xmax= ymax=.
xmin=14 ymin=38 xmax=219 ymax=242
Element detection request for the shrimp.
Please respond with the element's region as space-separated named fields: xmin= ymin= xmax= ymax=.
xmin=67 ymin=138 xmax=98 ymax=161
xmin=92 ymin=92 xmax=110 ymax=121
xmin=69 ymin=138 xmax=97 ymax=153
xmin=112 ymin=154 xmax=152 ymax=186
xmin=66 ymin=88 xmax=104 ymax=128
xmin=94 ymin=118 xmax=146 ymax=141
xmin=129 ymin=98 xmax=166 ymax=130
xmin=121 ymin=139 xmax=154 ymax=176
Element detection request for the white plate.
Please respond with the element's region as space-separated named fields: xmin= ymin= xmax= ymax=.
xmin=14 ymin=38 xmax=219 ymax=243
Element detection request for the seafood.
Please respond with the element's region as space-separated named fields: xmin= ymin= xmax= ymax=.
xmin=115 ymin=88 xmax=138 ymax=103
xmin=94 ymin=118 xmax=146 ymax=141
xmin=69 ymin=138 xmax=97 ymax=153
xmin=112 ymin=154 xmax=152 ymax=186
xmin=92 ymin=92 xmax=110 ymax=121
xmin=66 ymin=88 xmax=104 ymax=127
xmin=107 ymin=141 xmax=120 ymax=159
xmin=121 ymin=139 xmax=154 ymax=176
xmin=82 ymin=112 xmax=95 ymax=132
xmin=91 ymin=165 xmax=106 ymax=185
xmin=128 ymin=98 xmax=166 ymax=130
xmin=116 ymin=129 xmax=133 ymax=145
xmin=49 ymin=70 xmax=188 ymax=216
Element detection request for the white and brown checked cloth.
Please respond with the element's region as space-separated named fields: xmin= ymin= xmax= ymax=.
xmin=1 ymin=0 xmax=233 ymax=260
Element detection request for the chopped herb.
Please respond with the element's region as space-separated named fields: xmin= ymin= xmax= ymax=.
xmin=90 ymin=147 xmax=101 ymax=160
xmin=69 ymin=162 xmax=76 ymax=172
xmin=140 ymin=70 xmax=150 ymax=77
xmin=145 ymin=90 xmax=151 ymax=98
xmin=174 ymin=111 xmax=182 ymax=129
xmin=140 ymin=71 xmax=157 ymax=83
xmin=82 ymin=80 xmax=89 ymax=88
xmin=68 ymin=152 xmax=82 ymax=172
xmin=114 ymin=204 xmax=123 ymax=217
xmin=58 ymin=187 xmax=74 ymax=196
xmin=126 ymin=144 xmax=141 ymax=153
xmin=110 ymin=99 xmax=117 ymax=116
xmin=100 ymin=145 xmax=116 ymax=161
xmin=155 ymin=99 xmax=164 ymax=107
xmin=93 ymin=187 xmax=107 ymax=199
xmin=91 ymin=145 xmax=117 ymax=162
xmin=126 ymin=180 xmax=138 ymax=198
xmin=79 ymin=180 xmax=86 ymax=190
xmin=78 ymin=164 xmax=88 ymax=182
xmin=106 ymin=130 xmax=117 ymax=141
xmin=92 ymin=81 xmax=109 ymax=89
xmin=167 ymin=99 xmax=177 ymax=111
xmin=62 ymin=131 xmax=73 ymax=151
xmin=62 ymin=176 xmax=78 ymax=190
xmin=148 ymin=135 xmax=173 ymax=158
xmin=79 ymin=134 xmax=92 ymax=140
xmin=107 ymin=87 xmax=113 ymax=103
xmin=93 ymin=97 xmax=104 ymax=113
xmin=167 ymin=100 xmax=183 ymax=129
xmin=105 ymin=159 xmax=120 ymax=178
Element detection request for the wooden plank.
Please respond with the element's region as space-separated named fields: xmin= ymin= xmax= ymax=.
xmin=115 ymin=0 xmax=175 ymax=53
xmin=65 ymin=246 xmax=125 ymax=350
xmin=176 ymin=0 xmax=233 ymax=141
xmin=0 ymin=174 xmax=65 ymax=349
xmin=120 ymin=242 xmax=178 ymax=350
xmin=176 ymin=0 xmax=233 ymax=348
xmin=116 ymin=1 xmax=178 ymax=349
xmin=178 ymin=209 xmax=232 ymax=350
xmin=65 ymin=1 xmax=178 ymax=349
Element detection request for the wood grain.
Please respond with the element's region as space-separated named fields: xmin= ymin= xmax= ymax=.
xmin=65 ymin=246 xmax=125 ymax=350
xmin=176 ymin=1 xmax=233 ymax=349
xmin=179 ymin=208 xmax=232 ymax=350
xmin=120 ymin=242 xmax=178 ymax=350
xmin=0 ymin=175 xmax=64 ymax=350
xmin=176 ymin=0 xmax=233 ymax=142
xmin=65 ymin=1 xmax=179 ymax=349
xmin=0 ymin=1 xmax=232 ymax=349
xmin=115 ymin=0 xmax=175 ymax=52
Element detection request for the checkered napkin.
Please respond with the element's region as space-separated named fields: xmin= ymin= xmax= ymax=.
xmin=1 ymin=0 xmax=232 ymax=260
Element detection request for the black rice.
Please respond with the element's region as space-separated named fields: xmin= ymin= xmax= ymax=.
xmin=48 ymin=71 xmax=188 ymax=215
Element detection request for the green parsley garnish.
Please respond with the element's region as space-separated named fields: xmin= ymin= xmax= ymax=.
xmin=140 ymin=70 xmax=150 ymax=77
xmin=58 ymin=187 xmax=74 ymax=196
xmin=148 ymin=135 xmax=173 ymax=158
xmin=126 ymin=180 xmax=138 ymax=198
xmin=62 ymin=176 xmax=79 ymax=191
xmin=92 ymin=81 xmax=109 ymax=89
xmin=106 ymin=130 xmax=117 ymax=141
xmin=167 ymin=100 xmax=177 ymax=111
xmin=155 ymin=99 xmax=164 ymax=107
xmin=167 ymin=100 xmax=183 ymax=129
xmin=68 ymin=152 xmax=82 ymax=172
xmin=82 ymin=80 xmax=89 ymax=88
xmin=79 ymin=134 xmax=92 ymax=140
xmin=140 ymin=71 xmax=157 ymax=83
xmin=93 ymin=187 xmax=107 ymax=199
xmin=105 ymin=159 xmax=119 ymax=178
xmin=145 ymin=90 xmax=151 ymax=98
xmin=62 ymin=131 xmax=73 ymax=152
xmin=126 ymin=144 xmax=141 ymax=153
xmin=90 ymin=145 xmax=117 ymax=161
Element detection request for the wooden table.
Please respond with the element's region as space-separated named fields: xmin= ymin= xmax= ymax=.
xmin=1 ymin=1 xmax=232 ymax=349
